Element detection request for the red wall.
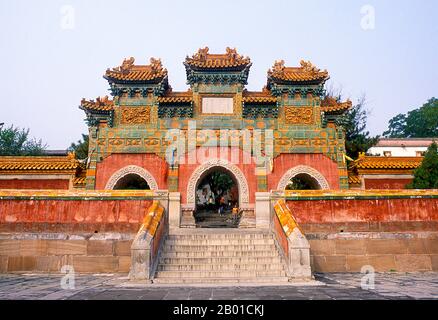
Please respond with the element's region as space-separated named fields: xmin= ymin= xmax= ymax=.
xmin=0 ymin=198 xmax=153 ymax=233
xmin=95 ymin=153 xmax=168 ymax=190
xmin=287 ymin=198 xmax=438 ymax=224
xmin=365 ymin=179 xmax=412 ymax=190
xmin=0 ymin=179 xmax=69 ymax=190
xmin=268 ymin=154 xmax=340 ymax=191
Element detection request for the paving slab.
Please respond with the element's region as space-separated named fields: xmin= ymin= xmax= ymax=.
xmin=0 ymin=272 xmax=437 ymax=300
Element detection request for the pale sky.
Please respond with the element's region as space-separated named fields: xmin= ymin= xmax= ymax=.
xmin=1 ymin=0 xmax=437 ymax=149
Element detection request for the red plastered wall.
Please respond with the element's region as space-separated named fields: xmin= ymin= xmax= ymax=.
xmin=287 ymin=198 xmax=438 ymax=224
xmin=0 ymin=179 xmax=69 ymax=190
xmin=95 ymin=153 xmax=167 ymax=190
xmin=364 ymin=179 xmax=412 ymax=190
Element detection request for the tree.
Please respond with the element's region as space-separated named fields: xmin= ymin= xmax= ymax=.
xmin=383 ymin=97 xmax=438 ymax=138
xmin=286 ymin=176 xmax=314 ymax=190
xmin=325 ymin=89 xmax=379 ymax=159
xmin=68 ymin=134 xmax=89 ymax=160
xmin=407 ymin=142 xmax=438 ymax=189
xmin=0 ymin=124 xmax=47 ymax=156
xmin=383 ymin=113 xmax=407 ymax=138
xmin=343 ymin=96 xmax=380 ymax=159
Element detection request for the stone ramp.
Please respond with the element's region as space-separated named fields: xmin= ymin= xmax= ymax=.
xmin=153 ymin=229 xmax=289 ymax=284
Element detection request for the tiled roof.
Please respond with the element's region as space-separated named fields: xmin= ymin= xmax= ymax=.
xmin=355 ymin=155 xmax=423 ymax=170
xmin=73 ymin=176 xmax=86 ymax=187
xmin=138 ymin=201 xmax=165 ymax=236
xmin=0 ymin=190 xmax=157 ymax=198
xmin=348 ymin=173 xmax=361 ymax=185
xmin=185 ymin=47 xmax=251 ymax=70
xmin=0 ymin=155 xmax=80 ymax=174
xmin=268 ymin=60 xmax=329 ymax=84
xmin=273 ymin=199 xmax=301 ymax=236
xmin=283 ymin=189 xmax=438 ymax=197
xmin=321 ymin=97 xmax=352 ymax=114
xmin=157 ymin=91 xmax=193 ymax=103
xmin=104 ymin=57 xmax=167 ymax=83
xmin=80 ymin=96 xmax=114 ymax=112
xmin=242 ymin=89 xmax=277 ymax=103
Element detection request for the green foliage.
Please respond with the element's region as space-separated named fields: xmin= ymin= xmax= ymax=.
xmin=199 ymin=171 xmax=235 ymax=195
xmin=114 ymin=174 xmax=150 ymax=190
xmin=407 ymin=142 xmax=438 ymax=189
xmin=332 ymin=94 xmax=379 ymax=159
xmin=68 ymin=134 xmax=89 ymax=160
xmin=383 ymin=98 xmax=438 ymax=138
xmin=383 ymin=113 xmax=407 ymax=138
xmin=209 ymin=172 xmax=234 ymax=193
xmin=286 ymin=176 xmax=314 ymax=190
xmin=343 ymin=97 xmax=380 ymax=159
xmin=0 ymin=124 xmax=47 ymax=156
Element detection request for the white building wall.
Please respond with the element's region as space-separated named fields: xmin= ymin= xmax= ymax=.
xmin=368 ymin=146 xmax=428 ymax=157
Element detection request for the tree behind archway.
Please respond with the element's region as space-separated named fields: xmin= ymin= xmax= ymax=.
xmin=407 ymin=142 xmax=438 ymax=189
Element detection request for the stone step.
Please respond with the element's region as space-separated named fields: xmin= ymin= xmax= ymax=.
xmin=163 ymin=244 xmax=276 ymax=252
xmin=155 ymin=230 xmax=289 ymax=283
xmin=155 ymin=270 xmax=287 ymax=279
xmin=157 ymin=263 xmax=285 ymax=272
xmin=161 ymin=250 xmax=280 ymax=258
xmin=164 ymin=238 xmax=275 ymax=246
xmin=153 ymin=277 xmax=290 ymax=284
xmin=159 ymin=256 xmax=283 ymax=265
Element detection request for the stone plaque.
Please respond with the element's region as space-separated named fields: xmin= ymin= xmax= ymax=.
xmin=202 ymin=97 xmax=233 ymax=114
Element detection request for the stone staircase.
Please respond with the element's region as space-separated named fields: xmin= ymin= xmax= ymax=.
xmin=153 ymin=229 xmax=289 ymax=284
xmin=194 ymin=211 xmax=238 ymax=228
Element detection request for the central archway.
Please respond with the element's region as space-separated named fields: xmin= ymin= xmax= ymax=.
xmin=187 ymin=160 xmax=249 ymax=228
xmin=187 ymin=159 xmax=250 ymax=207
xmin=195 ymin=168 xmax=238 ymax=215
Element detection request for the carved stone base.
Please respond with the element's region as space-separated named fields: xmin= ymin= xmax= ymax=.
xmin=180 ymin=205 xmax=196 ymax=228
xmin=286 ymin=228 xmax=312 ymax=280
xmin=238 ymin=205 xmax=256 ymax=228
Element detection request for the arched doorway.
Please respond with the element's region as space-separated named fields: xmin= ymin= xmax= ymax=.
xmin=194 ymin=167 xmax=239 ymax=228
xmin=105 ymin=165 xmax=158 ymax=190
xmin=187 ymin=159 xmax=250 ymax=228
xmin=113 ymin=173 xmax=150 ymax=190
xmin=285 ymin=173 xmax=321 ymax=190
xmin=277 ymin=165 xmax=330 ymax=190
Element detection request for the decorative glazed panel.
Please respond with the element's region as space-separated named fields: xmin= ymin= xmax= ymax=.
xmin=284 ymin=107 xmax=313 ymax=124
xmin=120 ymin=106 xmax=151 ymax=124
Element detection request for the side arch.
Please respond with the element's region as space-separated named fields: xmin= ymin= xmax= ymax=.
xmin=105 ymin=165 xmax=158 ymax=190
xmin=186 ymin=159 xmax=249 ymax=205
xmin=277 ymin=165 xmax=330 ymax=190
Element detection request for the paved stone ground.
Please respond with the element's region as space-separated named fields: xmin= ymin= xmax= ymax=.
xmin=0 ymin=273 xmax=436 ymax=300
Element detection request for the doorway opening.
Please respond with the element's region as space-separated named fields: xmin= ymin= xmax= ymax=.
xmin=113 ymin=173 xmax=151 ymax=190
xmin=286 ymin=173 xmax=321 ymax=190
xmin=194 ymin=167 xmax=239 ymax=228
